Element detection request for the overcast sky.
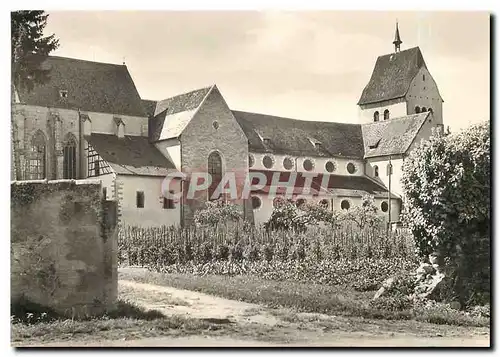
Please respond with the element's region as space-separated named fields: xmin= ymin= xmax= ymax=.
xmin=44 ymin=11 xmax=490 ymax=131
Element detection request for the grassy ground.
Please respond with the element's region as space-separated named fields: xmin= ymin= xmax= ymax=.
xmin=119 ymin=269 xmax=489 ymax=328
xmin=11 ymin=299 xmax=217 ymax=345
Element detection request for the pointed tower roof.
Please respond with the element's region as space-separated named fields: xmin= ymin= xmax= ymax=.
xmin=393 ymin=22 xmax=402 ymax=51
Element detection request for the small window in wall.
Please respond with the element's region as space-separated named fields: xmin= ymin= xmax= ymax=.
xmin=303 ymin=159 xmax=314 ymax=172
xmin=373 ymin=111 xmax=379 ymax=122
xmin=386 ymin=163 xmax=393 ymax=176
xmin=422 ymin=107 xmax=427 ymax=112
xmin=283 ymin=157 xmax=294 ymax=170
xmin=296 ymin=198 xmax=306 ymax=209
xmin=341 ymin=200 xmax=350 ymax=210
xmin=136 ymin=191 xmax=145 ymax=208
xmin=163 ymin=191 xmax=175 ymax=209
xmin=263 ymin=138 xmax=271 ymax=146
xmin=415 ymin=106 xmax=421 ymax=114
xmin=423 ymin=74 xmax=426 ymax=81
xmin=263 ymin=155 xmax=274 ymax=169
xmin=102 ymin=187 xmax=107 ymax=200
xmin=347 ymin=162 xmax=356 ymax=174
xmin=94 ymin=161 xmax=100 ymax=176
xmin=59 ymin=90 xmax=68 ymax=98
xmin=251 ymin=196 xmax=261 ymax=210
xmin=381 ymin=201 xmax=389 ymax=212
xmin=383 ymin=109 xmax=390 ymax=120
xmin=212 ymin=121 xmax=219 ymax=130
xmin=248 ymin=154 xmax=255 ymax=168
xmin=325 ymin=161 xmax=336 ymax=173
xmin=374 ymin=165 xmax=379 ymax=177
xmin=319 ymin=199 xmax=329 ymax=209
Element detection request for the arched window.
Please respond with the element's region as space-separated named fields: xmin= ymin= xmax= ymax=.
xmin=208 ymin=151 xmax=223 ymax=201
xmin=415 ymin=106 xmax=421 ymax=114
xmin=383 ymin=109 xmax=390 ymax=120
xmin=429 ymin=108 xmax=433 ymax=114
xmin=422 ymin=107 xmax=427 ymax=112
xmin=374 ymin=165 xmax=379 ymax=177
xmin=27 ymin=131 xmax=47 ymax=180
xmin=341 ymin=200 xmax=350 ymax=210
xmin=373 ymin=111 xmax=379 ymax=122
xmin=63 ymin=134 xmax=77 ymax=179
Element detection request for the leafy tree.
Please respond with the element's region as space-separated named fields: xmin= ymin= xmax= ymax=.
xmin=11 ymin=10 xmax=59 ymax=92
xmin=11 ymin=11 xmax=59 ymax=180
xmin=401 ymin=122 xmax=490 ymax=305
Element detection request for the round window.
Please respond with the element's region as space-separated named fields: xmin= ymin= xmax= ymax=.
xmin=341 ymin=200 xmax=350 ymax=210
xmin=248 ymin=154 xmax=255 ymax=168
xmin=381 ymin=201 xmax=389 ymax=212
xmin=296 ymin=198 xmax=306 ymax=209
xmin=303 ymin=159 xmax=314 ymax=172
xmin=212 ymin=121 xmax=219 ymax=130
xmin=251 ymin=196 xmax=261 ymax=210
xmin=319 ymin=199 xmax=329 ymax=209
xmin=325 ymin=161 xmax=336 ymax=173
xmin=263 ymin=155 xmax=274 ymax=169
xmin=347 ymin=162 xmax=356 ymax=174
xmin=283 ymin=157 xmax=294 ymax=170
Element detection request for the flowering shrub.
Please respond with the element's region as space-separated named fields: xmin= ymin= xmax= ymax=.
xmin=402 ymin=121 xmax=490 ymax=306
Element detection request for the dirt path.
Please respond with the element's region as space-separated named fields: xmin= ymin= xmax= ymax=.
xmin=24 ymin=334 xmax=491 ymax=347
xmin=115 ymin=279 xmax=490 ymax=347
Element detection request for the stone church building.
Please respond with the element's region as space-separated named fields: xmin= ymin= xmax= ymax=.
xmin=11 ymin=26 xmax=444 ymax=228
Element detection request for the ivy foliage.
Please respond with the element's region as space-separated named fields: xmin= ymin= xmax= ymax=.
xmin=401 ymin=122 xmax=490 ymax=305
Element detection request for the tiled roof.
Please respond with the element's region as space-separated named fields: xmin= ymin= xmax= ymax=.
xmin=17 ymin=56 xmax=147 ymax=117
xmin=358 ymin=47 xmax=426 ymax=105
xmin=141 ymin=99 xmax=157 ymax=117
xmin=361 ymin=112 xmax=430 ymax=158
xmin=86 ymin=133 xmax=175 ymax=176
xmin=249 ymin=170 xmax=399 ymax=199
xmin=232 ymin=111 xmax=365 ymax=158
xmin=150 ymin=86 xmax=213 ymax=141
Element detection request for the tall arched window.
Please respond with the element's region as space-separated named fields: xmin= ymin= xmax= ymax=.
xmin=383 ymin=109 xmax=390 ymax=120
xmin=208 ymin=151 xmax=223 ymax=201
xmin=374 ymin=165 xmax=379 ymax=177
xmin=373 ymin=111 xmax=379 ymax=122
xmin=422 ymin=107 xmax=427 ymax=112
xmin=27 ymin=131 xmax=47 ymax=180
xmin=415 ymin=106 xmax=421 ymax=114
xmin=63 ymin=134 xmax=77 ymax=179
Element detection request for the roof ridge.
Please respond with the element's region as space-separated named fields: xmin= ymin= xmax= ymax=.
xmin=48 ymin=55 xmax=126 ymax=67
xmin=158 ymin=85 xmax=214 ymax=103
xmin=232 ymin=110 xmax=361 ymax=127
xmin=377 ymin=46 xmax=421 ymax=58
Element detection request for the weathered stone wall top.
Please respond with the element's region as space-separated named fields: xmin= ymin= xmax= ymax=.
xmin=11 ymin=180 xmax=117 ymax=318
